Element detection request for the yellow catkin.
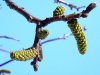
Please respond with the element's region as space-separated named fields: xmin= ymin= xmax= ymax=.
xmin=68 ymin=19 xmax=87 ymax=55
xmin=10 ymin=48 xmax=37 ymax=61
xmin=53 ymin=6 xmax=65 ymax=16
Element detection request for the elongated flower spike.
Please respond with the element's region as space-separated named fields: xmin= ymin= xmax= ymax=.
xmin=10 ymin=48 xmax=37 ymax=61
xmin=68 ymin=19 xmax=87 ymax=54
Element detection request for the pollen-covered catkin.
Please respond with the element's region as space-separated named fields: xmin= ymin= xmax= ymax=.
xmin=10 ymin=48 xmax=37 ymax=61
xmin=68 ymin=19 xmax=87 ymax=54
xmin=53 ymin=6 xmax=65 ymax=16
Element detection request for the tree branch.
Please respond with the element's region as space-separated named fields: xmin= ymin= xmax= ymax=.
xmin=31 ymin=25 xmax=42 ymax=71
xmin=4 ymin=0 xmax=41 ymax=24
xmin=41 ymin=2 xmax=96 ymax=27
xmin=4 ymin=0 xmax=96 ymax=26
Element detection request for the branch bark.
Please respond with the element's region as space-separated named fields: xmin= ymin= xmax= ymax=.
xmin=4 ymin=0 xmax=41 ymax=24
xmin=4 ymin=0 xmax=96 ymax=26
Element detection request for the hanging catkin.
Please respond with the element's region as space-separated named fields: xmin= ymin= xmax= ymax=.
xmin=68 ymin=19 xmax=87 ymax=54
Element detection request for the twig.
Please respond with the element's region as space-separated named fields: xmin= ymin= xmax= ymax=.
xmin=40 ymin=26 xmax=87 ymax=45
xmin=4 ymin=0 xmax=41 ymax=24
xmin=0 ymin=35 xmax=19 ymax=42
xmin=54 ymin=0 xmax=86 ymax=11
xmin=0 ymin=59 xmax=13 ymax=67
xmin=0 ymin=48 xmax=10 ymax=53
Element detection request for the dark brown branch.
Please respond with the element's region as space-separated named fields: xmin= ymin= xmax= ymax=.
xmin=4 ymin=0 xmax=41 ymax=24
xmin=31 ymin=25 xmax=43 ymax=71
xmin=4 ymin=0 xmax=96 ymax=27
xmin=41 ymin=3 xmax=96 ymax=27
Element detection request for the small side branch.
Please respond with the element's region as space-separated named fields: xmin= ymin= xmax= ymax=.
xmin=4 ymin=0 xmax=41 ymax=24
xmin=0 ymin=35 xmax=19 ymax=42
xmin=0 ymin=48 xmax=10 ymax=53
xmin=54 ymin=0 xmax=85 ymax=11
xmin=0 ymin=59 xmax=13 ymax=67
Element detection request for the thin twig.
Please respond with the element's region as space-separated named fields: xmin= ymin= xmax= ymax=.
xmin=0 ymin=59 xmax=13 ymax=67
xmin=0 ymin=35 xmax=19 ymax=42
xmin=54 ymin=0 xmax=86 ymax=11
xmin=0 ymin=48 xmax=10 ymax=53
xmin=4 ymin=0 xmax=41 ymax=24
xmin=40 ymin=26 xmax=87 ymax=45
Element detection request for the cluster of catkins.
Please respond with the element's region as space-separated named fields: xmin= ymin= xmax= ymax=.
xmin=10 ymin=29 xmax=49 ymax=61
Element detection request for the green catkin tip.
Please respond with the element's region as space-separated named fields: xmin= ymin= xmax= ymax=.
xmin=37 ymin=29 xmax=49 ymax=40
xmin=53 ymin=6 xmax=65 ymax=16
xmin=10 ymin=48 xmax=37 ymax=61
xmin=68 ymin=19 xmax=87 ymax=55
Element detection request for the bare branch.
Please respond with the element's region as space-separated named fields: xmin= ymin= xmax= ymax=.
xmin=54 ymin=0 xmax=85 ymax=11
xmin=4 ymin=0 xmax=41 ymax=24
xmin=4 ymin=0 xmax=96 ymax=26
xmin=0 ymin=59 xmax=13 ymax=67
xmin=0 ymin=35 xmax=19 ymax=42
xmin=0 ymin=48 xmax=10 ymax=53
xmin=41 ymin=2 xmax=96 ymax=27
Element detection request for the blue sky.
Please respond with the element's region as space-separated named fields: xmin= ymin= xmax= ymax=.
xmin=0 ymin=0 xmax=100 ymax=75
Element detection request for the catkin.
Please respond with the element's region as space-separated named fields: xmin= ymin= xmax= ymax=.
xmin=68 ymin=19 xmax=87 ymax=54
xmin=53 ymin=6 xmax=65 ymax=16
xmin=37 ymin=29 xmax=49 ymax=40
xmin=10 ymin=48 xmax=37 ymax=61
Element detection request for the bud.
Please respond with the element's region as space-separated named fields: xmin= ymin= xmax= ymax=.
xmin=37 ymin=29 xmax=49 ymax=40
